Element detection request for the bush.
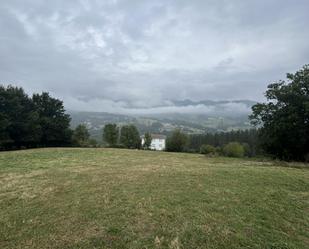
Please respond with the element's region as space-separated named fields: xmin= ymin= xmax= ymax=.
xmin=200 ymin=144 xmax=216 ymax=155
xmin=242 ymin=143 xmax=251 ymax=157
xmin=223 ymin=142 xmax=245 ymax=158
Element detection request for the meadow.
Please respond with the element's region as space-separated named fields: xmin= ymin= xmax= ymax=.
xmin=0 ymin=148 xmax=308 ymax=249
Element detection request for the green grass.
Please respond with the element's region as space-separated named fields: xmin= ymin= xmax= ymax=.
xmin=0 ymin=148 xmax=308 ymax=249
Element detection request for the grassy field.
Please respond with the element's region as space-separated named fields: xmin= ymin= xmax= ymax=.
xmin=0 ymin=148 xmax=308 ymax=249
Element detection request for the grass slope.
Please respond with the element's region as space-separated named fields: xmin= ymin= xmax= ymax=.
xmin=0 ymin=148 xmax=308 ymax=249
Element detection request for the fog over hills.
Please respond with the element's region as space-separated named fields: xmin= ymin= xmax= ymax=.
xmin=70 ymin=99 xmax=255 ymax=140
xmin=70 ymin=99 xmax=255 ymax=115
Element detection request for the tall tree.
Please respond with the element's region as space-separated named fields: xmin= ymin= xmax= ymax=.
xmin=120 ymin=125 xmax=141 ymax=149
xmin=166 ymin=129 xmax=188 ymax=152
xmin=0 ymin=85 xmax=41 ymax=149
xmin=72 ymin=124 xmax=90 ymax=147
xmin=103 ymin=123 xmax=119 ymax=146
xmin=143 ymin=132 xmax=152 ymax=149
xmin=250 ymin=65 xmax=309 ymax=161
xmin=32 ymin=92 xmax=72 ymax=146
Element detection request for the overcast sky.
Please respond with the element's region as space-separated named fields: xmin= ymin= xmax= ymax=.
xmin=1 ymin=0 xmax=308 ymax=113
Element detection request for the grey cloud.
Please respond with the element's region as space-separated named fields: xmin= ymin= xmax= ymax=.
xmin=0 ymin=0 xmax=308 ymax=113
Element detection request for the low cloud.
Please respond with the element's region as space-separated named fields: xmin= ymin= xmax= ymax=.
xmin=1 ymin=0 xmax=308 ymax=113
xmin=65 ymin=96 xmax=252 ymax=116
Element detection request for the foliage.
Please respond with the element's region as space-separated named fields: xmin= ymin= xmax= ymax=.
xmin=103 ymin=123 xmax=119 ymax=146
xmin=143 ymin=132 xmax=152 ymax=149
xmin=166 ymin=129 xmax=188 ymax=152
xmin=250 ymin=65 xmax=309 ymax=161
xmin=0 ymin=85 xmax=72 ymax=150
xmin=200 ymin=144 xmax=216 ymax=155
xmin=0 ymin=85 xmax=41 ymax=149
xmin=188 ymin=129 xmax=261 ymax=157
xmin=189 ymin=129 xmax=259 ymax=156
xmin=120 ymin=124 xmax=141 ymax=149
xmin=223 ymin=142 xmax=245 ymax=158
xmin=32 ymin=92 xmax=72 ymax=147
xmin=72 ymin=124 xmax=90 ymax=147
xmin=88 ymin=138 xmax=99 ymax=148
xmin=242 ymin=143 xmax=251 ymax=157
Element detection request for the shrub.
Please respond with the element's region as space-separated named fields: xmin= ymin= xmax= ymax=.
xmin=242 ymin=143 xmax=251 ymax=157
xmin=223 ymin=142 xmax=245 ymax=158
xmin=200 ymin=144 xmax=216 ymax=155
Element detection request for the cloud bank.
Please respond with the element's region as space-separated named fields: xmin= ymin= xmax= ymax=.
xmin=1 ymin=0 xmax=308 ymax=113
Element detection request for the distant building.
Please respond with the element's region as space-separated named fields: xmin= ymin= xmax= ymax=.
xmin=141 ymin=134 xmax=166 ymax=151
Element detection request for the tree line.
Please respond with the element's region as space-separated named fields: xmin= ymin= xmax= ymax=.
xmin=0 ymin=86 xmax=153 ymax=151
xmin=188 ymin=129 xmax=260 ymax=156
xmin=103 ymin=123 xmax=141 ymax=149
xmin=101 ymin=124 xmax=259 ymax=158
xmin=1 ymin=65 xmax=308 ymax=161
xmin=70 ymin=65 xmax=309 ymax=161
xmin=0 ymin=86 xmax=72 ymax=150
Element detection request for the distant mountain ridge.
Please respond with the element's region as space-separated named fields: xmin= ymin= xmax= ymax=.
xmin=171 ymin=99 xmax=256 ymax=107
xmin=69 ymin=99 xmax=256 ymax=141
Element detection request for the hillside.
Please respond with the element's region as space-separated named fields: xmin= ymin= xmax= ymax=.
xmin=0 ymin=148 xmax=308 ymax=249
xmin=69 ymin=100 xmax=254 ymax=140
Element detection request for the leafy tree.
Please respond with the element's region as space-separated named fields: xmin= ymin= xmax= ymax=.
xmin=120 ymin=124 xmax=141 ymax=149
xmin=32 ymin=92 xmax=72 ymax=146
xmin=166 ymin=129 xmax=188 ymax=152
xmin=72 ymin=124 xmax=90 ymax=147
xmin=250 ymin=65 xmax=309 ymax=161
xmin=143 ymin=132 xmax=152 ymax=149
xmin=0 ymin=85 xmax=41 ymax=149
xmin=200 ymin=144 xmax=216 ymax=155
xmin=223 ymin=142 xmax=245 ymax=158
xmin=103 ymin=123 xmax=119 ymax=146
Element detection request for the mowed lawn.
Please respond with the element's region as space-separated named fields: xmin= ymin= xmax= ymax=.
xmin=0 ymin=149 xmax=308 ymax=249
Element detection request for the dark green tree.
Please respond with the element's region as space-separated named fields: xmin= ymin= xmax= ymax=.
xmin=120 ymin=125 xmax=141 ymax=149
xmin=166 ymin=129 xmax=188 ymax=152
xmin=32 ymin=92 xmax=72 ymax=146
xmin=250 ymin=65 xmax=309 ymax=161
xmin=103 ymin=123 xmax=119 ymax=146
xmin=72 ymin=124 xmax=90 ymax=147
xmin=143 ymin=132 xmax=152 ymax=149
xmin=0 ymin=85 xmax=41 ymax=149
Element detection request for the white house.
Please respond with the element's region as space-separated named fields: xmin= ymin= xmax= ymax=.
xmin=141 ymin=134 xmax=166 ymax=151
